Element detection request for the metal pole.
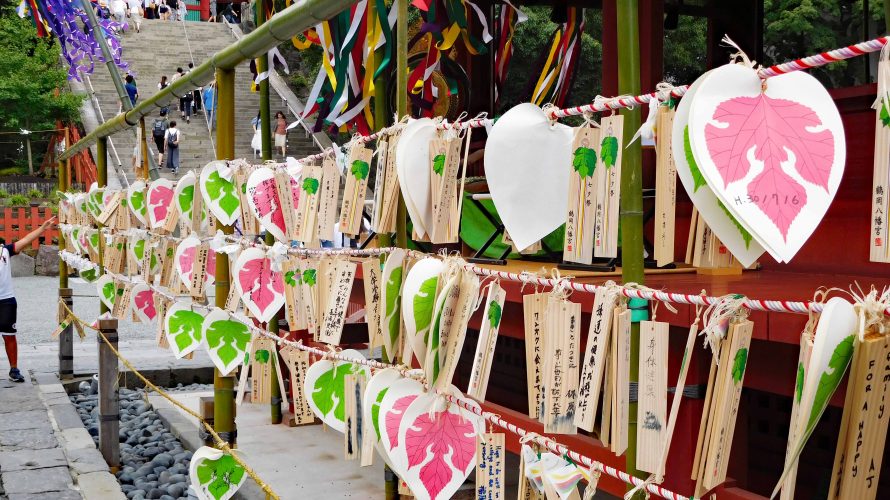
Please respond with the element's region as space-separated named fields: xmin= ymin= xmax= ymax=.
xmin=58 ymin=126 xmax=73 ymax=380
xmin=97 ymin=317 xmax=120 ymax=471
xmin=395 ymin=0 xmax=408 ymax=249
xmin=616 ymin=0 xmax=645 ymax=493
xmin=214 ymin=67 xmax=237 ymax=446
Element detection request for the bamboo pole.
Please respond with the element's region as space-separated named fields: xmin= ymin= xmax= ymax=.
xmin=395 ymin=0 xmax=409 ymax=249
xmin=214 ymin=67 xmax=237 ymax=445
xmin=58 ymin=127 xmax=73 ymax=380
xmin=254 ymin=0 xmax=282 ymax=426
xmin=616 ymin=0 xmax=646 ymax=494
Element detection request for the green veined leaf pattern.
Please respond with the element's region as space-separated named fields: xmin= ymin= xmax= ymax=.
xmin=284 ymin=270 xmax=300 ymax=287
xmin=302 ymin=268 xmax=317 ymax=286
xmin=205 ymin=170 xmax=239 ymax=218
xmin=795 ymin=362 xmax=805 ymax=403
xmin=351 ymin=160 xmax=370 ymax=180
xmin=881 ymin=101 xmax=890 ymax=127
xmin=168 ymin=309 xmax=204 ymax=352
xmin=806 ymin=334 xmax=854 ymax=431
xmin=195 ymin=453 xmax=245 ymax=500
xmin=312 ymin=362 xmax=358 ymax=422
xmin=205 ymin=320 xmax=250 ymax=368
xmin=254 ymin=349 xmax=271 ymax=364
xmin=383 ymin=265 xmax=403 ymax=359
xmin=600 ymin=136 xmax=619 ymax=168
xmin=572 ymin=146 xmax=596 ymax=178
xmin=302 ymin=177 xmax=320 ymax=195
xmin=731 ymin=347 xmax=748 ymax=384
xmin=432 ymin=154 xmax=446 ymax=176
xmin=413 ymin=276 xmax=438 ymax=344
xmin=487 ymin=301 xmax=502 ymax=329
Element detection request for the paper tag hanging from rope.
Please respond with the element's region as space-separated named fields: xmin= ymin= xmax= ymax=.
xmin=564 ymin=122 xmax=600 ymax=265
xmin=316 ymin=158 xmax=340 ymax=241
xmin=653 ymin=105 xmax=677 ymax=267
xmin=476 ymin=432 xmax=506 ymax=500
xmin=362 ymin=257 xmax=383 ymax=350
xmin=343 ymin=372 xmax=368 ymax=461
xmin=543 ymin=293 xmax=582 ymax=435
xmin=610 ymin=304 xmax=631 ymax=454
xmin=282 ymin=347 xmax=314 ymax=426
xmin=635 ymin=320 xmax=669 ymax=473
xmin=249 ymin=336 xmax=276 ymax=405
xmin=575 ymin=285 xmax=620 ymax=432
xmin=524 ymin=292 xmax=549 ymax=420
xmin=428 ymin=134 xmax=463 ymax=244
xmin=296 ymin=165 xmax=323 ymax=242
xmin=317 ymin=258 xmax=357 ymax=345
xmin=871 ymin=45 xmax=890 ymax=262
xmin=281 ymin=257 xmax=306 ymax=331
xmin=340 ymin=145 xmax=373 ymax=237
xmin=468 ymin=282 xmax=506 ymax=401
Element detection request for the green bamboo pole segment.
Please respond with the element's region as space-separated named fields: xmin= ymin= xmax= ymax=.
xmin=97 ymin=137 xmax=109 ymax=314
xmin=214 ymin=67 xmax=237 ymax=444
xmin=59 ymin=0 xmax=358 ymax=162
xmin=616 ymin=0 xmax=645 ymax=494
xmin=59 ymin=128 xmax=69 ymax=290
xmin=374 ymin=42 xmax=392 ymax=250
xmin=395 ymin=0 xmax=409 ymax=250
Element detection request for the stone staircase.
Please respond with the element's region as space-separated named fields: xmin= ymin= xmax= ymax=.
xmin=80 ymin=19 xmax=321 ymax=182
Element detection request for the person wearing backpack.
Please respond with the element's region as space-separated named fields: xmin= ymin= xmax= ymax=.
xmin=164 ymin=121 xmax=181 ymax=173
xmin=152 ymin=110 xmax=169 ymax=166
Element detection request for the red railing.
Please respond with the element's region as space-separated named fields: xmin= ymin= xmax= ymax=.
xmin=0 ymin=207 xmax=57 ymax=249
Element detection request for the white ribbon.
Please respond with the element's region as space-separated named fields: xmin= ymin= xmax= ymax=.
xmin=628 ymin=97 xmax=659 ymax=146
xmin=217 ymin=161 xmax=234 ymax=182
xmin=464 ymin=0 xmax=493 ymax=43
xmin=266 ymin=241 xmax=289 ymax=272
xmin=208 ymin=229 xmax=228 ymax=252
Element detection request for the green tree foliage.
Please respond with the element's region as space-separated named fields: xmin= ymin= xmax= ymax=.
xmin=0 ymin=14 xmax=83 ymax=167
xmin=663 ymin=15 xmax=708 ymax=85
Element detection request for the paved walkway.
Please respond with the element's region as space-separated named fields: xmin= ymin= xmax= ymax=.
xmin=0 ymin=374 xmax=123 ymax=500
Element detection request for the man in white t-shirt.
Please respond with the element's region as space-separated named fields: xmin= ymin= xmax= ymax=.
xmin=2 ymin=216 xmax=56 ymax=383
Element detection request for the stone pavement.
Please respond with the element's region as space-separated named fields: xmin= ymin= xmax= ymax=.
xmin=0 ymin=374 xmax=124 ymax=500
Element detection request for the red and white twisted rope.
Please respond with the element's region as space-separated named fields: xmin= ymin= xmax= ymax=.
xmin=757 ymin=36 xmax=889 ymax=78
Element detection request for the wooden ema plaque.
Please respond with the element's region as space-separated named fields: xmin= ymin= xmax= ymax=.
xmin=317 ymin=259 xmax=357 ymax=346
xmin=523 ymin=293 xmax=548 ymax=420
xmin=428 ymin=136 xmax=462 ymax=244
xmin=316 ymin=158 xmax=340 ymax=242
xmin=273 ymin=172 xmax=298 ymax=241
xmin=574 ymin=289 xmax=618 ymax=432
xmin=542 ymin=296 xmax=581 ymax=435
xmin=343 ymin=372 xmax=367 ymax=461
xmin=653 ymin=106 xmax=677 ymax=267
xmin=250 ymin=337 xmax=276 ymax=405
xmin=467 ymin=283 xmax=506 ymax=402
xmin=282 ymin=347 xmax=314 ymax=425
xmin=362 ymin=257 xmax=383 ymax=349
xmin=595 ymin=114 xmax=623 ymax=258
xmin=610 ymin=306 xmax=631 ymax=454
xmin=295 ymin=165 xmax=322 ymax=243
xmin=828 ymin=333 xmax=890 ymax=500
xmin=340 ymin=145 xmax=373 ymax=237
xmin=378 ymin=135 xmax=401 ymax=234
xmin=563 ymin=124 xmax=600 ymax=264
xmin=476 ymin=433 xmax=505 ymax=499
xmin=636 ymin=320 xmax=669 ymax=473
xmin=693 ymin=319 xmax=754 ymax=495
xmin=370 ymin=139 xmax=388 ymax=232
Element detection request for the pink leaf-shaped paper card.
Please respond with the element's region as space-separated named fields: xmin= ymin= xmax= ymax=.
xmin=232 ymin=247 xmax=285 ymax=323
xmin=130 ymin=283 xmax=157 ymax=323
xmin=246 ymin=167 xmax=288 ymax=242
xmin=391 ymin=390 xmax=483 ymax=500
xmin=147 ymin=179 xmax=176 ymax=229
xmin=688 ymin=64 xmax=845 ymax=262
xmin=377 ymin=377 xmax=425 ymax=474
xmin=174 ymin=235 xmax=200 ymax=292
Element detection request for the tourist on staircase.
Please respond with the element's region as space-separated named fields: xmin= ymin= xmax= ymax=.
xmin=275 ymin=111 xmax=287 ymax=158
xmin=167 ymin=0 xmax=179 ymax=21
xmin=144 ymin=0 xmax=156 ymax=20
xmin=111 ymin=0 xmax=127 ymax=27
xmin=121 ymin=74 xmax=138 ymax=113
xmin=158 ymin=0 xmax=169 ymax=21
xmin=164 ymin=120 xmax=181 ymax=173
xmin=203 ymin=82 xmax=216 ymax=131
xmin=127 ymin=0 xmax=143 ymax=33
xmin=172 ymin=67 xmax=192 ymax=124
xmin=152 ymin=110 xmax=169 ymax=166
xmin=189 ymin=63 xmax=202 ymax=115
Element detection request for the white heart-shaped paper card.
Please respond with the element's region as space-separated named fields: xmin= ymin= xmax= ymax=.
xmin=392 ymin=390 xmax=484 ymax=500
xmin=232 ymin=247 xmax=284 ymax=323
xmin=246 ymin=167 xmax=288 ymax=242
xmin=202 ymin=308 xmax=251 ymax=376
xmin=401 ymin=257 xmax=444 ymax=367
xmin=127 ymin=181 xmax=148 ymax=225
xmin=174 ymin=234 xmax=201 ymax=292
xmin=146 ymin=178 xmax=175 ymax=229
xmin=199 ymin=160 xmax=241 ymax=226
xmin=96 ymin=273 xmax=118 ymax=310
xmin=396 ymin=118 xmax=437 ymax=237
xmin=164 ymin=301 xmax=205 ymax=358
xmin=130 ymin=283 xmax=157 ymax=323
xmin=485 ymin=103 xmax=573 ymax=251
xmin=673 ymin=70 xmax=765 ymax=268
xmin=189 ymin=446 xmax=247 ymax=500
xmin=174 ymin=171 xmax=206 ymax=230
xmin=303 ymin=349 xmax=370 ymax=432
xmin=377 ymin=376 xmax=425 ymax=469
xmin=687 ymin=64 xmax=845 ymax=263
xmin=363 ymin=368 xmax=403 ymax=468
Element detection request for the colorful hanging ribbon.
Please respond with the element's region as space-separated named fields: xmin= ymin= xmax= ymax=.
xmin=530 ymin=7 xmax=584 ymax=108
xmin=494 ymin=1 xmax=527 ymax=108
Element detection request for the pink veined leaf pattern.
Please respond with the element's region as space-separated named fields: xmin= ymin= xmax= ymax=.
xmin=404 ymin=409 xmax=477 ymax=500
xmin=133 ymin=290 xmax=156 ymax=320
xmin=704 ymin=94 xmax=835 ymax=239
xmin=178 ymin=246 xmax=196 ymax=282
xmin=252 ymin=178 xmax=286 ymax=235
xmin=237 ymin=258 xmax=284 ymax=315
xmin=385 ymin=395 xmax=417 ymax=450
xmin=148 ymin=186 xmax=174 ymax=222
xmin=206 ymin=250 xmax=216 ymax=280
